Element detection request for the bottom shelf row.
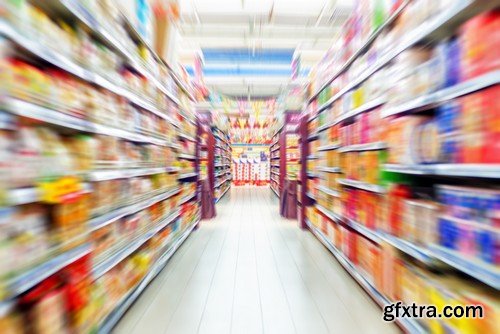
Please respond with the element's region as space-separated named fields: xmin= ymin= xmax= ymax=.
xmin=99 ymin=219 xmax=199 ymax=333
xmin=306 ymin=219 xmax=424 ymax=334
xmin=0 ymin=211 xmax=200 ymax=334
xmin=306 ymin=216 xmax=498 ymax=334
xmin=215 ymin=185 xmax=231 ymax=203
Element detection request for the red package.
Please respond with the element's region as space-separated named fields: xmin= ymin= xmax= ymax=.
xmin=461 ymin=11 xmax=500 ymax=80
xmin=387 ymin=184 xmax=410 ymax=237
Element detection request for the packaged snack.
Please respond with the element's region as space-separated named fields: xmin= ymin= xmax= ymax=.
xmin=460 ymin=11 xmax=500 ymax=80
xmin=386 ymin=115 xmax=431 ymax=165
xmin=0 ymin=301 xmax=22 ymax=333
xmin=403 ymin=199 xmax=439 ymax=245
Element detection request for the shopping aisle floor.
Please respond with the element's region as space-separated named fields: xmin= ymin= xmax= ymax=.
xmin=114 ymin=187 xmax=400 ymax=334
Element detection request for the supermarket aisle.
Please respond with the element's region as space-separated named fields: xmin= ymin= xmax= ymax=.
xmin=114 ymin=187 xmax=399 ymax=334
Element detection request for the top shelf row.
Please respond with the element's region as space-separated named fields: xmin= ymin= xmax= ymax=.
xmin=60 ymin=0 xmax=196 ymax=102
xmin=307 ymin=0 xmax=493 ymax=105
xmin=2 ymin=0 xmax=195 ymax=108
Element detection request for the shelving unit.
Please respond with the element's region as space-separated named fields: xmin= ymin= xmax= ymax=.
xmin=269 ymin=112 xmax=301 ymax=199
xmin=269 ymin=129 xmax=282 ymax=197
xmin=0 ymin=2 xmax=200 ymax=332
xmin=213 ymin=127 xmax=232 ymax=203
xmin=303 ymin=2 xmax=500 ymax=333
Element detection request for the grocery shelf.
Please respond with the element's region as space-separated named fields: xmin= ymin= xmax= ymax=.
xmin=0 ymin=21 xmax=178 ymax=121
xmin=307 ymin=155 xmax=319 ymax=160
xmin=5 ymin=187 xmax=40 ymax=206
xmin=271 ymin=123 xmax=285 ymax=139
xmin=178 ymin=153 xmax=197 ymax=160
xmin=317 ymin=143 xmax=341 ymax=152
xmin=307 ymin=172 xmax=319 ymax=178
xmin=178 ymin=111 xmax=197 ymax=126
xmin=213 ymin=132 xmax=226 ymax=141
xmin=98 ymin=220 xmax=199 ymax=333
xmin=0 ymin=112 xmax=15 ymax=130
xmin=306 ymin=192 xmax=316 ymax=200
xmin=215 ymin=178 xmax=229 ymax=188
xmin=270 ymin=146 xmax=280 ymax=153
xmin=89 ymin=187 xmax=180 ymax=232
xmin=384 ymin=164 xmax=500 ymax=179
xmin=271 ymin=170 xmax=280 ymax=176
xmin=172 ymin=72 xmax=197 ymax=102
xmin=381 ymin=70 xmax=500 ymax=118
xmin=93 ymin=209 xmax=181 ymax=279
xmin=311 ymin=0 xmax=485 ymax=115
xmin=335 ymin=96 xmax=388 ymax=125
xmin=178 ymin=132 xmax=197 ymax=142
xmin=215 ymin=186 xmax=230 ymax=203
xmin=378 ymin=232 xmax=435 ymax=264
xmin=337 ymin=179 xmax=386 ymax=194
xmin=88 ymin=167 xmax=177 ymax=182
xmin=317 ymin=185 xmax=341 ymax=198
xmin=428 ymin=245 xmax=500 ymax=290
xmin=4 ymin=244 xmax=91 ymax=300
xmin=305 ymin=219 xmax=425 ymax=334
xmin=307 ymin=132 xmax=319 ymax=140
xmin=307 ymin=1 xmax=409 ymax=103
xmin=338 ymin=142 xmax=387 ymax=153
xmin=316 ymin=167 xmax=342 ymax=173
xmin=179 ymin=193 xmax=196 ymax=205
xmin=214 ymin=171 xmax=226 ymax=177
xmin=270 ymin=185 xmax=280 ymax=198
xmin=1 ymin=97 xmax=176 ymax=148
xmin=171 ymin=143 xmax=183 ymax=150
xmin=315 ymin=204 xmax=343 ymax=223
xmin=57 ymin=0 xmax=180 ymax=104
xmin=118 ymin=9 xmax=185 ymax=102
xmin=178 ymin=172 xmax=198 ymax=180
xmin=317 ymin=206 xmax=436 ymax=265
xmin=315 ymin=96 xmax=384 ymax=130
xmin=5 ymin=183 xmax=92 ymax=207
xmin=316 ymin=202 xmax=496 ymax=285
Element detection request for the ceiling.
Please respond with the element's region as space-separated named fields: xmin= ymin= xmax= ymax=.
xmin=178 ymin=0 xmax=353 ymax=98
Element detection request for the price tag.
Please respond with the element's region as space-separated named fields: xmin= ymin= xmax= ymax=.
xmin=38 ymin=176 xmax=83 ymax=204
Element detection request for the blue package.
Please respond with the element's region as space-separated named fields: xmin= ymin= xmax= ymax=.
xmin=445 ymin=38 xmax=461 ymax=87
xmin=439 ymin=217 xmax=457 ymax=249
xmin=437 ymin=101 xmax=460 ymax=134
xmin=464 ymin=192 xmax=478 ymax=221
xmin=441 ymin=136 xmax=459 ymax=163
xmin=494 ymin=194 xmax=500 ymax=227
xmin=474 ymin=228 xmax=496 ymax=264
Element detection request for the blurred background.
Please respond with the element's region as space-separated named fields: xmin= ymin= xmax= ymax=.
xmin=0 ymin=0 xmax=499 ymax=333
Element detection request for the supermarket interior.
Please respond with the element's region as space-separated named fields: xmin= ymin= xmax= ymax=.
xmin=0 ymin=0 xmax=499 ymax=333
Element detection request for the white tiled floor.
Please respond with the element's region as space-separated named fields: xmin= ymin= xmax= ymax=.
xmin=114 ymin=187 xmax=400 ymax=334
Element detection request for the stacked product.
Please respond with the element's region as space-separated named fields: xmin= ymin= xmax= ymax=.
xmin=304 ymin=1 xmax=499 ymax=333
xmin=0 ymin=0 xmax=200 ymax=332
xmin=231 ymin=145 xmax=270 ymax=186
xmin=233 ymin=161 xmax=251 ymax=186
xmin=232 ymin=157 xmax=269 ymax=186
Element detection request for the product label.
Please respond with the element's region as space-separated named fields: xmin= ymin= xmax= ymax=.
xmin=38 ymin=176 xmax=83 ymax=204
